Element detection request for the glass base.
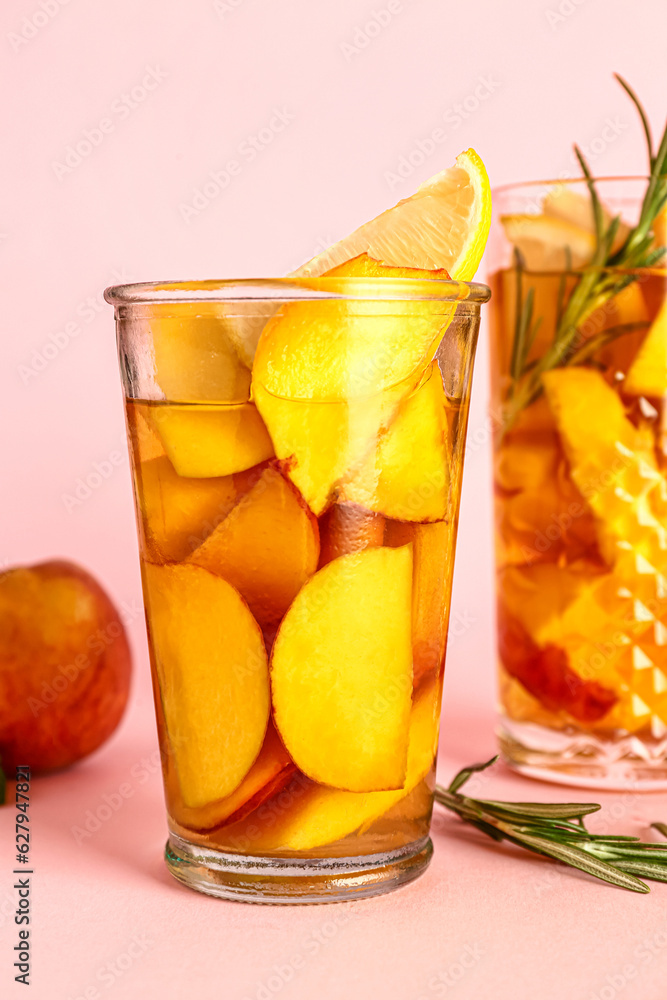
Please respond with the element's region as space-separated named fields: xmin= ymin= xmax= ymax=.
xmin=499 ymin=718 xmax=667 ymax=790
xmin=165 ymin=833 xmax=433 ymax=904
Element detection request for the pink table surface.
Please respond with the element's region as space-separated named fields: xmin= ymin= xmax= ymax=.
xmin=4 ymin=654 xmax=667 ymax=1000
xmin=4 ymin=0 xmax=667 ymax=995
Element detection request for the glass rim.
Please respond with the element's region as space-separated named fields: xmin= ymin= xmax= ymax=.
xmin=104 ymin=276 xmax=491 ymax=306
xmin=504 ymin=265 xmax=667 ymax=278
xmin=492 ymin=174 xmax=649 ymax=196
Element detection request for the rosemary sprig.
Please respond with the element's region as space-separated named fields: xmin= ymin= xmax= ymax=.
xmin=435 ymin=756 xmax=667 ymax=893
xmin=503 ymin=76 xmax=667 ymax=433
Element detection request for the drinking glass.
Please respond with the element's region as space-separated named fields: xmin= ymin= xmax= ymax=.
xmin=490 ymin=178 xmax=667 ymax=788
xmin=106 ymin=276 xmax=488 ymax=901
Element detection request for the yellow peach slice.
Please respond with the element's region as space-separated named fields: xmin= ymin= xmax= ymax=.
xmin=542 ymin=367 xmax=667 ymax=565
xmin=134 ymin=455 xmax=240 ymax=562
xmin=500 ymin=214 xmax=595 ymax=270
xmin=186 ymin=465 xmax=319 ymax=634
xmin=340 ymin=363 xmax=449 ymax=521
xmin=143 ymin=562 xmax=270 ymax=808
xmin=624 ymin=297 xmax=667 ymax=397
xmin=149 ymin=304 xmax=251 ymax=403
xmin=252 ymin=273 xmax=454 ymax=403
xmin=318 ymin=504 xmax=386 ymax=567
xmin=270 ymin=545 xmax=413 ymax=792
xmin=253 ymin=381 xmax=405 ymax=515
xmin=167 ymin=720 xmax=295 ymax=831
xmin=252 ymin=255 xmax=462 ymax=513
xmin=148 ymin=403 xmax=274 ymax=478
xmin=542 ymin=186 xmax=630 ymax=254
xmin=225 ymin=681 xmax=441 ymax=853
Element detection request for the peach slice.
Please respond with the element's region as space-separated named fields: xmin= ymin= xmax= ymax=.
xmin=142 ymin=562 xmax=270 ymax=808
xmin=150 ymin=304 xmax=251 ymax=403
xmin=167 ymin=720 xmax=295 ymax=831
xmin=318 ymin=504 xmax=386 ymax=567
xmin=224 ymin=680 xmax=441 ymax=853
xmin=340 ymin=363 xmax=449 ymax=521
xmin=148 ymin=403 xmax=274 ymax=479
xmin=542 ymin=367 xmax=667 ymax=566
xmin=270 ymin=545 xmax=413 ymax=792
xmin=186 ymin=465 xmax=320 ymax=634
xmin=253 ymin=382 xmax=405 ymax=516
xmin=252 ymin=266 xmax=455 ymax=402
xmin=386 ymin=520 xmax=452 ymax=690
xmin=624 ymin=297 xmax=667 ymax=397
xmin=135 ymin=455 xmax=241 ymax=562
xmin=252 ymin=255 xmax=462 ymax=514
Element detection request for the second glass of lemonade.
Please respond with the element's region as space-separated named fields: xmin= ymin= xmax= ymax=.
xmin=107 ymin=276 xmax=488 ymax=902
xmin=491 ymin=178 xmax=667 ymax=788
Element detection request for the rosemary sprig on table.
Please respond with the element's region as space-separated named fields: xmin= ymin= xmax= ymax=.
xmin=435 ymin=756 xmax=667 ymax=893
xmin=503 ymin=75 xmax=667 ymax=433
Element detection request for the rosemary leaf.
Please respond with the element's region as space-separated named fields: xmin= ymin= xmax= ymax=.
xmin=515 ymin=832 xmax=650 ymax=893
xmin=574 ymin=146 xmax=604 ymax=253
xmin=477 ymin=800 xmax=601 ymax=821
xmin=615 ymin=73 xmax=654 ymax=165
xmin=435 ymin=757 xmax=667 ymax=893
xmin=503 ymin=76 xmax=667 ymax=433
xmin=446 ymin=755 xmax=498 ymax=795
xmin=613 ymin=862 xmax=667 ymax=884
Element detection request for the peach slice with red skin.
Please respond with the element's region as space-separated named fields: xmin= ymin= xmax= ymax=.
xmin=148 ymin=402 xmax=274 ymax=479
xmin=142 ymin=562 xmax=270 ymax=808
xmin=270 ymin=544 xmax=414 ymax=793
xmin=223 ymin=680 xmax=441 ymax=853
xmin=318 ymin=504 xmax=386 ymax=567
xmin=167 ymin=720 xmax=295 ymax=832
xmin=186 ymin=464 xmax=320 ymax=636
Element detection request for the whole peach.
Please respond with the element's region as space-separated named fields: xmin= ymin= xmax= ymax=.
xmin=0 ymin=560 xmax=132 ymax=773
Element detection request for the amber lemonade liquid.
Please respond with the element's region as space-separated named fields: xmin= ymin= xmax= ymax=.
xmin=126 ymin=395 xmax=455 ymax=859
xmin=491 ymin=266 xmax=667 ymax=746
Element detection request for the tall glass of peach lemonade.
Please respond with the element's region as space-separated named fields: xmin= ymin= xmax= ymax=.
xmin=491 ymin=170 xmax=667 ymax=788
xmin=107 ymin=150 xmax=491 ymax=902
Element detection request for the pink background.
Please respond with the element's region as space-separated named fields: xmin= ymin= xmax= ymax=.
xmin=3 ymin=0 xmax=667 ymax=997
